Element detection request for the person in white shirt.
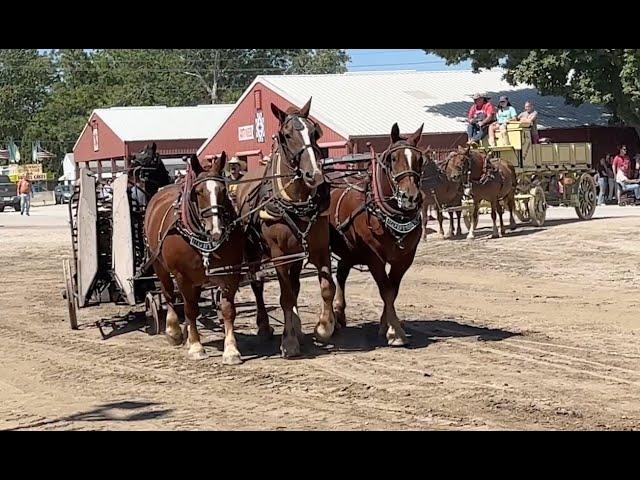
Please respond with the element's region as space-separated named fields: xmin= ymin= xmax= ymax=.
xmin=616 ymin=167 xmax=640 ymax=199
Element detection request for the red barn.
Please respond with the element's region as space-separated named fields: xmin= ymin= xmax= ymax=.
xmin=198 ymin=69 xmax=640 ymax=169
xmin=73 ymin=104 xmax=234 ymax=179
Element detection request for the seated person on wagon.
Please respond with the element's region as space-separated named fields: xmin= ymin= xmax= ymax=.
xmin=615 ymin=168 xmax=640 ymax=200
xmin=517 ymin=100 xmax=539 ymax=143
xmin=488 ymin=96 xmax=517 ymax=147
xmin=466 ymin=92 xmax=495 ymax=145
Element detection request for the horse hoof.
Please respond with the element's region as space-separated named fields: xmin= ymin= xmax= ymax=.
xmin=281 ymin=336 xmax=301 ymax=358
xmin=387 ymin=326 xmax=408 ymax=345
xmin=165 ymin=330 xmax=183 ymax=346
xmin=387 ymin=335 xmax=409 ymax=347
xmin=187 ymin=346 xmax=208 ymax=361
xmin=222 ymin=351 xmax=243 ymax=366
xmin=466 ymin=235 xmax=475 ymax=241
xmin=314 ymin=321 xmax=334 ymax=343
xmin=257 ymin=325 xmax=274 ymax=340
xmin=491 ymin=233 xmax=499 ymax=239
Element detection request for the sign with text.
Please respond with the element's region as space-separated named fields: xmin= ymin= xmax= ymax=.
xmin=21 ymin=164 xmax=43 ymax=175
xmin=238 ymin=125 xmax=254 ymax=141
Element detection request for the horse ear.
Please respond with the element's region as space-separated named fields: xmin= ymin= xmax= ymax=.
xmin=300 ymin=97 xmax=312 ymax=117
xmin=189 ymin=155 xmax=203 ymax=175
xmin=408 ymin=124 xmax=424 ymax=147
xmin=390 ymin=123 xmax=401 ymax=144
xmin=271 ymin=103 xmax=288 ymax=124
xmin=213 ymin=151 xmax=227 ymax=174
xmin=151 ymin=142 xmax=157 ymax=154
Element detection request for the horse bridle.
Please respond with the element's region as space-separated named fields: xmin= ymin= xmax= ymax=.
xmin=131 ymin=153 xmax=167 ymax=194
xmin=278 ymin=114 xmax=322 ymax=172
xmin=445 ymin=150 xmax=473 ymax=191
xmin=376 ymin=143 xmax=423 ymax=208
xmin=189 ymin=174 xmax=232 ymax=226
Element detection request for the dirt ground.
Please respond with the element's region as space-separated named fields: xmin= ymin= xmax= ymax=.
xmin=1 ymin=204 xmax=639 ymax=430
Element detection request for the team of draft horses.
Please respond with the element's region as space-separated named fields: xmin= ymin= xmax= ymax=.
xmin=136 ymin=98 xmax=518 ymax=365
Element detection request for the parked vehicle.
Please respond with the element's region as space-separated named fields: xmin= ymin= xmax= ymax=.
xmin=0 ymin=175 xmax=21 ymax=212
xmin=54 ymin=184 xmax=73 ymax=204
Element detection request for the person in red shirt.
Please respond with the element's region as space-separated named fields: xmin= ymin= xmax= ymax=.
xmin=612 ymin=145 xmax=631 ymax=177
xmin=466 ymin=92 xmax=495 ymax=145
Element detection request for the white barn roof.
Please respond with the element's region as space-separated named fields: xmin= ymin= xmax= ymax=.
xmin=237 ymin=69 xmax=610 ymax=138
xmin=88 ymin=104 xmax=234 ymax=143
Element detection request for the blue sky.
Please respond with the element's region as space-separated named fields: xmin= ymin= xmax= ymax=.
xmin=347 ymin=49 xmax=471 ymax=72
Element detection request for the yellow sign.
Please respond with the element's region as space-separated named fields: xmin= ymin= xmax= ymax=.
xmin=20 ymin=164 xmax=43 ymax=175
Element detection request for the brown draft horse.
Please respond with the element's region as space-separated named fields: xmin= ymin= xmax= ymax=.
xmin=329 ymin=123 xmax=424 ymax=346
xmin=444 ymin=146 xmax=517 ymax=240
xmin=235 ymin=98 xmax=336 ymax=358
xmin=420 ymin=151 xmax=464 ymax=240
xmin=144 ymin=152 xmax=246 ymax=365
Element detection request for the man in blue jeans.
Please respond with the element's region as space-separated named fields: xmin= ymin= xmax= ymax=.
xmin=466 ymin=93 xmax=496 ymax=145
xmin=616 ymin=165 xmax=640 ymax=200
xmin=16 ymin=174 xmax=33 ymax=216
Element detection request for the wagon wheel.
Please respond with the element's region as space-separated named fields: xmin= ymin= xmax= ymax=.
xmin=575 ymin=173 xmax=597 ymax=220
xmin=145 ymin=292 xmax=166 ymax=336
xmin=528 ymin=186 xmax=547 ymax=227
xmin=62 ymin=258 xmax=78 ymax=330
xmin=461 ymin=200 xmax=477 ymax=231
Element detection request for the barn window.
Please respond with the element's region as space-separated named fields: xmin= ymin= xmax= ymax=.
xmin=254 ymin=90 xmax=262 ymax=110
xmin=92 ymin=124 xmax=99 ymax=151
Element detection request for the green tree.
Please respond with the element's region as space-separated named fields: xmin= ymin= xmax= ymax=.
xmin=4 ymin=49 xmax=351 ymax=176
xmin=25 ymin=50 xmax=102 ymax=174
xmin=424 ymin=49 xmax=640 ymax=135
xmin=178 ymin=49 xmax=349 ymax=103
xmin=288 ymin=49 xmax=350 ymax=75
xmin=0 ymin=49 xmax=55 ymax=149
xmin=91 ymin=49 xmax=203 ymax=106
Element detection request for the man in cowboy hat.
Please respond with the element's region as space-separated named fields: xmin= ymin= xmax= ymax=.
xmin=466 ymin=92 xmax=495 ymax=146
xmin=227 ymin=156 xmax=244 ymax=208
xmin=228 ymin=156 xmax=243 ymax=181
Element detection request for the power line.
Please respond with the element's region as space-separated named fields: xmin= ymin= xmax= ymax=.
xmin=347 ymin=49 xmax=420 ymax=56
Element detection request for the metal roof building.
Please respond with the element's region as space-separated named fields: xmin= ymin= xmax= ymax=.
xmin=73 ymin=104 xmax=234 ymax=177
xmin=198 ymin=69 xmax=638 ymax=170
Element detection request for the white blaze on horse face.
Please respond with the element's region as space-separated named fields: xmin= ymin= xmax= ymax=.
xmin=299 ymin=122 xmax=322 ymax=178
xmin=205 ymin=180 xmax=222 ymax=239
xmin=404 ymin=149 xmax=414 ymax=171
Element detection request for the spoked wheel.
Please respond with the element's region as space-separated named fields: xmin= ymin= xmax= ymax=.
xmin=529 ymin=186 xmax=547 ymax=227
xmin=145 ymin=292 xmax=166 ymax=336
xmin=575 ymin=173 xmax=597 ymax=220
xmin=62 ymin=258 xmax=78 ymax=330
